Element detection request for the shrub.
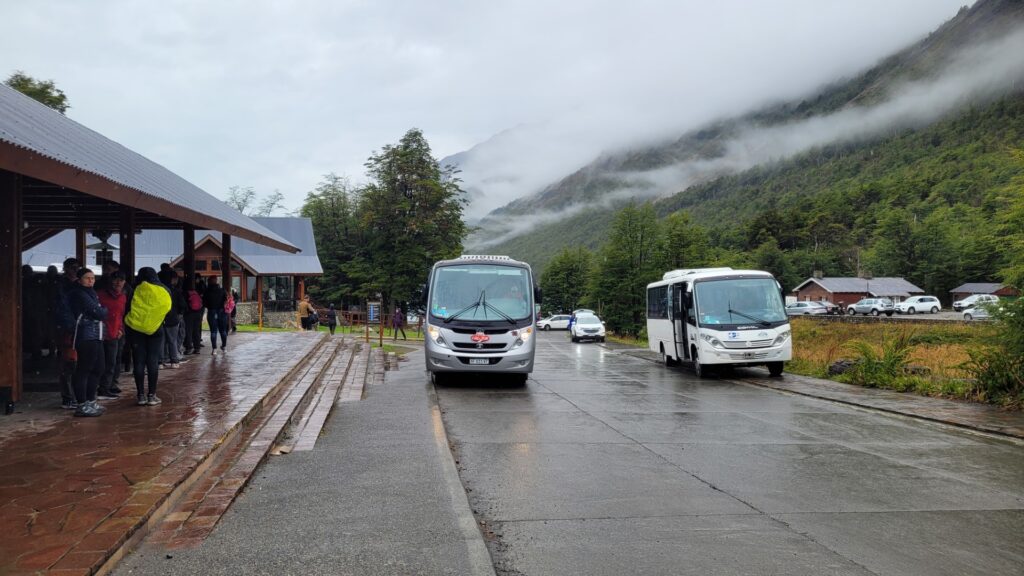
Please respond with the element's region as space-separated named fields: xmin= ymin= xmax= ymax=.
xmin=840 ymin=332 xmax=914 ymax=388
xmin=960 ymin=299 xmax=1024 ymax=407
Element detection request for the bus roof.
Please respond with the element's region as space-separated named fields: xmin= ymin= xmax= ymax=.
xmin=646 ymin=268 xmax=776 ymax=288
xmin=433 ymin=254 xmax=532 ymax=269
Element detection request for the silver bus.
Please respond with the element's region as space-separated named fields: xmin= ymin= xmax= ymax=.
xmin=424 ymin=255 xmax=540 ymax=384
xmin=646 ymin=267 xmax=791 ymax=378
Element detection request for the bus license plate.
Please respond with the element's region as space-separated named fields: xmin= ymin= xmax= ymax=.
xmin=469 ymin=358 xmax=489 ymax=365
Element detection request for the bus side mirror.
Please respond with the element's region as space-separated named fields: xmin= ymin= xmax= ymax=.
xmin=534 ymin=286 xmax=543 ymax=304
xmin=419 ymin=283 xmax=428 ymax=306
xmin=685 ymin=292 xmax=694 ymax=311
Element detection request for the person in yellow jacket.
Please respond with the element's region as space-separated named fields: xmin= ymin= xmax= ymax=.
xmin=125 ymin=267 xmax=172 ymax=406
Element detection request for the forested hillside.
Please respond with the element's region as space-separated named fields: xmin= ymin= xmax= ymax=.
xmin=477 ymin=0 xmax=1024 ymax=299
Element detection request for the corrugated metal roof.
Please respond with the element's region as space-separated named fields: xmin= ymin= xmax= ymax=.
xmin=950 ymin=282 xmax=1003 ymax=294
xmin=22 ymin=217 xmax=322 ymax=275
xmin=793 ymin=277 xmax=924 ymax=297
xmin=0 ymin=84 xmax=298 ymax=253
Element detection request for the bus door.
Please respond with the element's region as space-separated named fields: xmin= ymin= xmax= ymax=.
xmin=671 ymin=282 xmax=690 ymax=361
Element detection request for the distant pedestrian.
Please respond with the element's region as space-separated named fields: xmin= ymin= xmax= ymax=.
xmin=326 ymin=304 xmax=338 ymax=335
xmin=158 ymin=270 xmax=184 ymax=369
xmin=229 ymin=289 xmax=239 ymax=333
xmin=125 ymin=267 xmax=172 ymax=406
xmin=204 ymin=276 xmax=229 ymax=355
xmin=298 ymin=295 xmax=315 ymax=331
xmin=391 ymin=307 xmax=406 ymax=341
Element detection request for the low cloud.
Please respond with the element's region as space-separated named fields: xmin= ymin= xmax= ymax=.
xmin=469 ymin=26 xmax=1024 ymax=246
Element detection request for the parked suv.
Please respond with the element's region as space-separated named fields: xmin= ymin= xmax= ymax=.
xmin=953 ymin=294 xmax=999 ymax=312
xmin=895 ymin=295 xmax=941 ymax=314
xmin=847 ymin=298 xmax=895 ymax=316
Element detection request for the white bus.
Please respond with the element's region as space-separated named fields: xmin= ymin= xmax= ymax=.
xmin=424 ymin=255 xmax=540 ymax=384
xmin=646 ymin=268 xmax=791 ymax=378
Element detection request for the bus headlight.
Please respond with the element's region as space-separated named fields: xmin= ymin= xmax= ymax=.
xmin=512 ymin=327 xmax=533 ymax=348
xmin=427 ymin=325 xmax=449 ymax=349
xmin=773 ymin=329 xmax=791 ymax=346
xmin=700 ymin=333 xmax=725 ymax=349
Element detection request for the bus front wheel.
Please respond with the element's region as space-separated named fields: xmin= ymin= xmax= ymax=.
xmin=767 ymin=362 xmax=784 ymax=377
xmin=692 ymin=350 xmax=709 ymax=379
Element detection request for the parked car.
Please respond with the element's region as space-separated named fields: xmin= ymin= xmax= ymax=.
xmin=537 ymin=314 xmax=571 ymax=330
xmin=785 ymin=301 xmax=828 ymax=316
xmin=953 ymin=294 xmax=999 ymax=312
xmin=847 ymin=298 xmax=895 ymax=316
xmin=895 ymin=295 xmax=942 ymax=314
xmin=818 ymin=301 xmax=842 ymax=315
xmin=963 ymin=302 xmax=999 ymax=321
xmin=570 ymin=313 xmax=606 ymax=343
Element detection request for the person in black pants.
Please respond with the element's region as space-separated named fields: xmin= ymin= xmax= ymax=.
xmin=68 ymin=268 xmax=108 ymax=417
xmin=126 ymin=267 xmax=171 ymax=406
xmin=183 ymin=278 xmax=204 ymax=355
xmin=204 ymin=276 xmax=229 ymax=355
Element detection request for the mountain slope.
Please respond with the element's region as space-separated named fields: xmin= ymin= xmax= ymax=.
xmin=472 ymin=0 xmax=1024 ymax=278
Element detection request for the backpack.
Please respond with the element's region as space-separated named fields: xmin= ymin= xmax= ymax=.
xmin=187 ymin=290 xmax=203 ymax=312
xmin=125 ymin=282 xmax=172 ymax=335
xmin=224 ymin=294 xmax=236 ymax=314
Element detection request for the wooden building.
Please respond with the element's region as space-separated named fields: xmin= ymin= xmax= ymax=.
xmin=791 ymin=275 xmax=924 ymax=307
xmin=949 ymin=282 xmax=1020 ymax=302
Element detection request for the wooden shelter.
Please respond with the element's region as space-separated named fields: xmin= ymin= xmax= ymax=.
xmin=0 ymin=84 xmax=299 ymax=411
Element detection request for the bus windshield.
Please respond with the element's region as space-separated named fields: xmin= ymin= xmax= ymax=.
xmin=430 ymin=264 xmax=532 ymax=321
xmin=694 ymin=277 xmax=787 ymax=327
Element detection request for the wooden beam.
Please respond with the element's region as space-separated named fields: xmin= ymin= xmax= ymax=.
xmin=221 ymin=233 xmax=231 ymax=295
xmin=257 ymin=275 xmax=264 ymax=331
xmin=183 ymin=225 xmax=195 ymax=290
xmin=75 ymin=228 xmax=87 ymax=267
xmin=119 ymin=207 xmax=136 ymax=279
xmin=0 ymin=170 xmax=23 ymax=405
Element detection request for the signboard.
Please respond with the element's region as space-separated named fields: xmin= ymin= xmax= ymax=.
xmin=367 ymin=301 xmax=381 ymax=324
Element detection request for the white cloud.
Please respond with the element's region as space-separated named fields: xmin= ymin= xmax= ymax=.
xmin=0 ymin=0 xmax=969 ymax=215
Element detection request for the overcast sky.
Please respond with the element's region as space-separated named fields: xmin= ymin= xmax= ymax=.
xmin=1 ymin=0 xmax=969 ymax=216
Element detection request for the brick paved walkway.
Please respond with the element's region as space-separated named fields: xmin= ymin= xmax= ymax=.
xmin=0 ymin=332 xmax=324 ymax=575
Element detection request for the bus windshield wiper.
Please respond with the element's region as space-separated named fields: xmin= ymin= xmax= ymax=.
xmin=727 ymin=308 xmax=771 ymax=327
xmin=444 ymin=291 xmax=485 ymax=323
xmin=480 ymin=293 xmax=517 ymax=325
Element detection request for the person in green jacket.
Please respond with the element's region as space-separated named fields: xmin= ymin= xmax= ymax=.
xmin=125 ymin=267 xmax=172 ymax=406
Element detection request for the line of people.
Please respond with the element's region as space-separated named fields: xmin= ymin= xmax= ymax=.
xmin=32 ymin=257 xmax=237 ymax=418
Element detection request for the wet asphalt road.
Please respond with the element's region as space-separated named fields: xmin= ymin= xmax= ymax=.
xmin=436 ymin=332 xmax=1024 ymax=576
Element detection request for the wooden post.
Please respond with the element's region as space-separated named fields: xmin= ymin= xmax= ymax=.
xmin=256 ymin=276 xmax=264 ymax=331
xmin=183 ymin=225 xmax=195 ymax=290
xmin=119 ymin=207 xmax=136 ymax=280
xmin=0 ymin=171 xmax=23 ymax=408
xmin=221 ymin=233 xmax=231 ymax=295
xmin=75 ymin=228 xmax=87 ymax=267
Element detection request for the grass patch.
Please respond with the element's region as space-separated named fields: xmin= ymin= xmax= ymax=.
xmin=788 ymin=318 xmax=1003 ymax=404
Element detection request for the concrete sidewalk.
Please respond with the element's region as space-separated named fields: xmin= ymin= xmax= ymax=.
xmin=607 ymin=342 xmax=1024 ymax=440
xmin=113 ymin=349 xmax=495 ymax=576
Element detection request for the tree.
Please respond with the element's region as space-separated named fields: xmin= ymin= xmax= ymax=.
xmin=254 ymin=190 xmax=285 ymax=217
xmin=225 ymin=186 xmax=257 ymax=214
xmin=350 ymin=128 xmax=467 ymax=311
xmin=5 ymin=71 xmax=69 ymax=113
xmin=540 ymin=246 xmax=593 ymax=314
xmin=590 ymin=203 xmax=661 ymax=336
xmin=301 ymin=174 xmax=360 ymax=306
xmin=225 ymin=186 xmax=288 ymax=216
xmin=657 ymin=211 xmax=709 ymax=271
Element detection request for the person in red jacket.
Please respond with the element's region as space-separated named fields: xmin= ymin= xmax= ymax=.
xmin=97 ymin=271 xmax=128 ymax=399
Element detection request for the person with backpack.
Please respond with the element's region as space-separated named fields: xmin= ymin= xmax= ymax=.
xmin=204 ymin=276 xmax=229 ymax=355
xmin=68 ymin=268 xmax=108 ymax=417
xmin=125 ymin=267 xmax=172 ymax=406
xmin=158 ymin=270 xmax=185 ymax=369
xmin=183 ymin=276 xmax=204 ymax=355
xmin=97 ymin=270 xmax=127 ymax=399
